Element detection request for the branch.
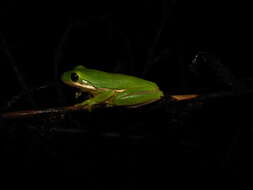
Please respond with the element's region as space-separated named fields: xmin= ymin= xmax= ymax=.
xmin=2 ymin=86 xmax=253 ymax=119
xmin=1 ymin=105 xmax=86 ymax=119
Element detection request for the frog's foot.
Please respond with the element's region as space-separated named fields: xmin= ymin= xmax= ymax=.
xmin=75 ymin=90 xmax=83 ymax=99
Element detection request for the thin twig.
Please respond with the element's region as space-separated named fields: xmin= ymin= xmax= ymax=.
xmin=0 ymin=32 xmax=36 ymax=107
xmin=143 ymin=0 xmax=175 ymax=76
xmin=53 ymin=17 xmax=74 ymax=105
xmin=1 ymin=83 xmax=55 ymax=112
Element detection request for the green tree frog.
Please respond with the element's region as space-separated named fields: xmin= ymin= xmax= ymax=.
xmin=61 ymin=65 xmax=164 ymax=110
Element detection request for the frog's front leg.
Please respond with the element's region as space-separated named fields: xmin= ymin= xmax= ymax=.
xmin=111 ymin=87 xmax=164 ymax=107
xmin=76 ymin=90 xmax=115 ymax=111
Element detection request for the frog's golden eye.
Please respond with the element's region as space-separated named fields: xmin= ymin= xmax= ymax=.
xmin=71 ymin=72 xmax=79 ymax=82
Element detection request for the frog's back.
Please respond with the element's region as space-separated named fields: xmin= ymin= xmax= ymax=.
xmin=85 ymin=68 xmax=158 ymax=89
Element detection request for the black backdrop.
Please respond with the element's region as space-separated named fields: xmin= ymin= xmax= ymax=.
xmin=0 ymin=0 xmax=252 ymax=187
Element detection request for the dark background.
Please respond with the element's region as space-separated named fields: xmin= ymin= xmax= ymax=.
xmin=0 ymin=0 xmax=252 ymax=187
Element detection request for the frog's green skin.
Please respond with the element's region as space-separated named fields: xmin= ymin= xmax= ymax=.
xmin=61 ymin=65 xmax=164 ymax=110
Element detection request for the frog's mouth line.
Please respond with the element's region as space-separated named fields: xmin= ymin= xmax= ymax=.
xmin=73 ymin=82 xmax=97 ymax=91
xmin=63 ymin=80 xmax=97 ymax=91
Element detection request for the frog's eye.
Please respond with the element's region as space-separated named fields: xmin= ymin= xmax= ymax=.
xmin=71 ymin=72 xmax=79 ymax=82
